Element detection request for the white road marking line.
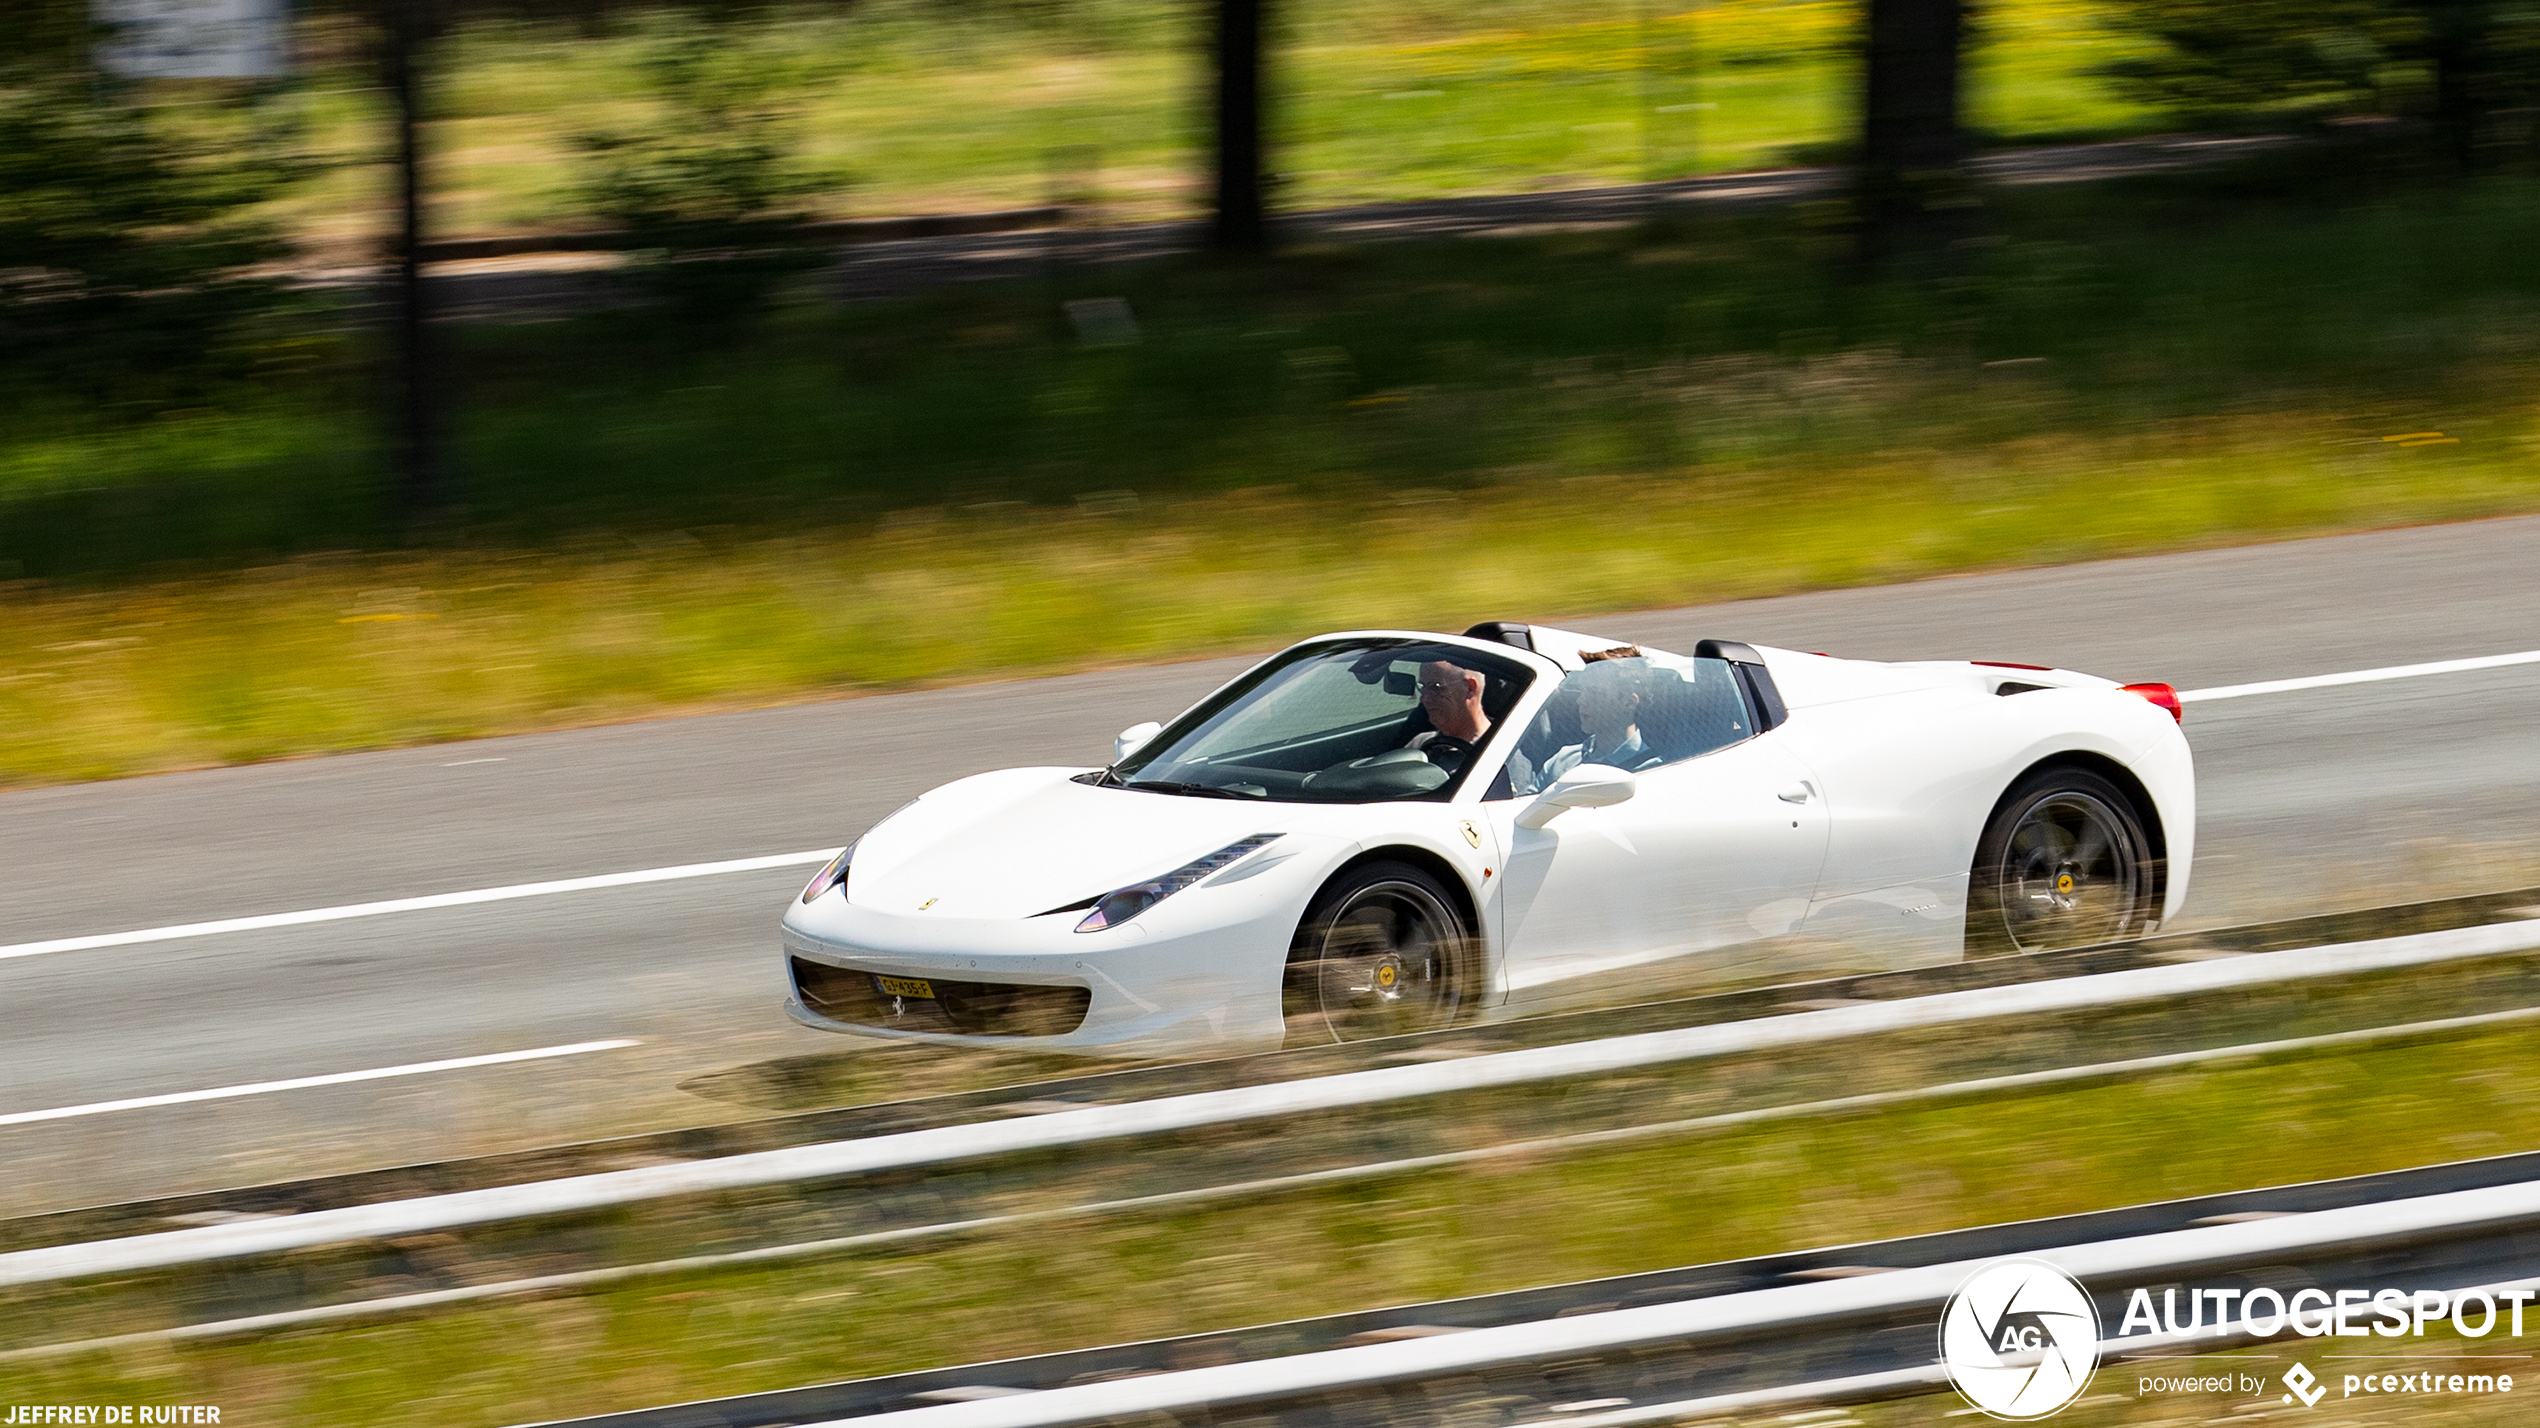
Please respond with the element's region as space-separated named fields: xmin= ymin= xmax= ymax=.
xmin=441 ymin=757 xmax=507 ymax=767
xmin=0 ymin=848 xmax=842 ymax=963
xmin=0 ymin=1040 xmax=639 ymax=1128
xmin=6 ymin=648 xmax=2533 ymax=969
xmin=2180 ymin=648 xmax=2540 ymax=703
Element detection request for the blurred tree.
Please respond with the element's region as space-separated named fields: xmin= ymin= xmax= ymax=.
xmin=570 ymin=6 xmax=849 ymax=330
xmin=381 ymin=0 xmax=445 ymax=527
xmin=2102 ymin=0 xmax=2540 ymax=166
xmin=1211 ymin=0 xmax=1264 ymax=253
xmin=2098 ymin=0 xmax=2406 ymax=114
xmin=2411 ymin=0 xmax=2540 ymax=165
xmin=1858 ymin=0 xmax=1967 ymax=260
xmin=0 ymin=4 xmax=307 ymax=399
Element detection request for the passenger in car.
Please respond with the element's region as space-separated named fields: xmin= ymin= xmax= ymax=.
xmin=1541 ymin=657 xmax=1663 ymax=781
xmin=1638 ymin=660 xmax=1751 ymax=763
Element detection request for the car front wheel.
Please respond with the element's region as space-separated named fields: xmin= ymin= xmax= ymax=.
xmin=1284 ymin=860 xmax=1474 ymax=1045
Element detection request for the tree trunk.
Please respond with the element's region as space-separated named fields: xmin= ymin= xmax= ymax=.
xmin=385 ymin=0 xmax=442 ymax=529
xmin=1858 ymin=0 xmax=1966 ymax=261
xmin=1210 ymin=0 xmax=1265 ymax=253
xmin=2419 ymin=0 xmax=2489 ymax=171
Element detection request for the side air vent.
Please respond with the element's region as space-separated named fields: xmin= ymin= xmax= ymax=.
xmin=1995 ymin=681 xmax=2050 ymax=696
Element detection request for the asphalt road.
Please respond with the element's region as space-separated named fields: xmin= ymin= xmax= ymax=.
xmin=3 ymin=515 xmax=2535 ymax=1213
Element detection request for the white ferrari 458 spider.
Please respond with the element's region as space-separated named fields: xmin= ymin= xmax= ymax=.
xmin=781 ymin=622 xmax=2193 ymax=1056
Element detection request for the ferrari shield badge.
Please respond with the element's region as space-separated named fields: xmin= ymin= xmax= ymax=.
xmin=1459 ymin=820 xmax=1481 ymax=848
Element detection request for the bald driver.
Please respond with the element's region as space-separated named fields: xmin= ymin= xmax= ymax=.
xmin=1407 ymin=658 xmax=1536 ymax=792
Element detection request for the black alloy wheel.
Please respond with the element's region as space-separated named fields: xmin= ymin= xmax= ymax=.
xmin=1284 ymin=860 xmax=1474 ymax=1045
xmin=1965 ymin=767 xmax=2155 ymax=957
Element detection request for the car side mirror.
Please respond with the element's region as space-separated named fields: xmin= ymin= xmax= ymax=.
xmin=1516 ymin=764 xmax=1639 ymax=830
xmin=1114 ymin=721 xmax=1162 ymax=763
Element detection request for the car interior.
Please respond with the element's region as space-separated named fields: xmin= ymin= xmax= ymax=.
xmin=1499 ymin=655 xmax=1756 ymax=797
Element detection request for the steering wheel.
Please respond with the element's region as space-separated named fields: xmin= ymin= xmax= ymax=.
xmin=1301 ymin=747 xmax=1452 ymax=797
xmin=1419 ymin=735 xmax=1476 ymax=768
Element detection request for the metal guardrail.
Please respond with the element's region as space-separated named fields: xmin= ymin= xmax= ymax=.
xmin=7 ymin=917 xmax=2540 ymax=1290
xmin=11 ymin=999 xmax=2537 ymax=1365
xmin=524 ymin=1145 xmax=2540 ymax=1428
xmin=17 ymin=881 xmax=2529 ymax=1257
xmin=783 ymin=1168 xmax=2540 ymax=1428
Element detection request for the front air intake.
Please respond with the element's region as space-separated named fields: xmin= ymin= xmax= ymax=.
xmin=791 ymin=958 xmax=1093 ymax=1037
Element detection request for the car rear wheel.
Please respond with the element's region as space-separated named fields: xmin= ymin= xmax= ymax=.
xmin=1284 ymin=861 xmax=1473 ymax=1045
xmin=1965 ymin=767 xmax=2154 ymax=957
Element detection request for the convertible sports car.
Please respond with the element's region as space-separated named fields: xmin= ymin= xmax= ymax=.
xmin=780 ymin=622 xmax=2194 ymax=1056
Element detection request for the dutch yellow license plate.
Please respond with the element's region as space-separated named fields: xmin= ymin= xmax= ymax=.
xmin=875 ymin=974 xmax=937 ymax=1000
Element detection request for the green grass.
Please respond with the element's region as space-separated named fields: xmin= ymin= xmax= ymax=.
xmin=7 ymin=164 xmax=2540 ymax=786
xmin=253 ymin=0 xmax=2164 ymax=252
xmin=10 ymin=1005 xmax=2538 ymax=1424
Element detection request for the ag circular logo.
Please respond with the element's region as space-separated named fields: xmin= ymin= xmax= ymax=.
xmin=1940 ymin=1259 xmax=2102 ymax=1420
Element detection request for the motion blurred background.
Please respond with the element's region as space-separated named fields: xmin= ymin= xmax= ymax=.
xmin=11 ymin=7 xmax=2540 ymax=1424
xmin=5 ymin=0 xmax=2540 ymax=782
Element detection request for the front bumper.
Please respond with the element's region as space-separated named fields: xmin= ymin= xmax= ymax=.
xmin=778 ymin=854 xmax=1322 ymax=1057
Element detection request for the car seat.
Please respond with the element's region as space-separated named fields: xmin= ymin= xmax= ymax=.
xmin=1641 ymin=663 xmax=1752 ymax=764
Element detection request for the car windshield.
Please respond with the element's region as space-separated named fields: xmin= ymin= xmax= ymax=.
xmin=1109 ymin=637 xmax=1536 ymax=803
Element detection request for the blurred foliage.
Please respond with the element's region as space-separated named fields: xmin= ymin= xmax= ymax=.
xmin=2418 ymin=0 xmax=2540 ymax=155
xmin=568 ymin=7 xmax=850 ymax=328
xmin=2100 ymin=0 xmax=2540 ymax=160
xmin=7 ymin=2 xmax=2540 ymax=784
xmin=2097 ymin=0 xmax=2412 ymax=115
xmin=0 ymin=10 xmax=316 ymax=402
xmin=242 ymin=0 xmax=2130 ymax=249
xmin=6 ymin=164 xmax=2540 ymax=779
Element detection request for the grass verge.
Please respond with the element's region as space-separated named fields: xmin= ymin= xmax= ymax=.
xmin=8 ymin=437 xmax=2531 ymax=786
xmin=9 ymin=167 xmax=2540 ymax=786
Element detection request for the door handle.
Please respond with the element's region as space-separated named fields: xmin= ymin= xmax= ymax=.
xmin=1777 ymin=782 xmax=1814 ymax=804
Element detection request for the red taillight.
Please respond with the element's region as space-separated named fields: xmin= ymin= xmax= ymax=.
xmin=2121 ymin=682 xmax=2184 ymax=724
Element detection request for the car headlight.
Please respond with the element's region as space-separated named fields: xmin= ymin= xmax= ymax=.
xmin=801 ymin=842 xmax=856 ymax=904
xmin=800 ymin=799 xmax=925 ymax=905
xmin=1076 ymin=834 xmax=1283 ymax=933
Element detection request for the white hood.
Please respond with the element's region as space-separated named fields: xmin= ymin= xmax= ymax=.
xmin=847 ymin=769 xmax=1294 ymax=920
